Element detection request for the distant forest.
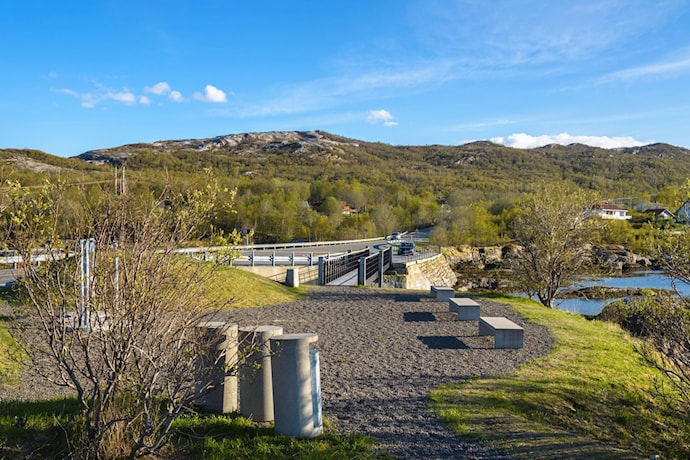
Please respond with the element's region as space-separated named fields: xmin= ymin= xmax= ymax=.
xmin=3 ymin=131 xmax=690 ymax=246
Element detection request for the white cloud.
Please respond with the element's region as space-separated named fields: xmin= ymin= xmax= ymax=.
xmin=108 ymin=89 xmax=136 ymax=105
xmin=366 ymin=109 xmax=398 ymax=126
xmin=145 ymin=81 xmax=171 ymax=95
xmin=193 ymin=84 xmax=228 ymax=103
xmin=139 ymin=95 xmax=150 ymax=105
xmin=169 ymin=90 xmax=183 ymax=102
xmin=490 ymin=133 xmax=648 ymax=149
xmin=54 ymin=85 xmax=143 ymax=108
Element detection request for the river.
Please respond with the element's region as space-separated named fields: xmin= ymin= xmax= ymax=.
xmin=553 ymin=271 xmax=690 ymax=315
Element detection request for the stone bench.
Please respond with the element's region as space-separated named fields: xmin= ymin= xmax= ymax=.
xmin=478 ymin=316 xmax=524 ymax=349
xmin=430 ymin=286 xmax=455 ymax=302
xmin=449 ymin=298 xmax=480 ymax=320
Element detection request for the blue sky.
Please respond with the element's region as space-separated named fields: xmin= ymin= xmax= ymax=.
xmin=2 ymin=0 xmax=690 ymax=157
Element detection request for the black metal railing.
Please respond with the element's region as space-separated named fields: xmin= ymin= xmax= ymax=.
xmin=318 ymin=248 xmax=370 ymax=285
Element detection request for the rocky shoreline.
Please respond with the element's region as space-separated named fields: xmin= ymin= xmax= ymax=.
xmin=445 ymin=244 xmax=658 ymax=293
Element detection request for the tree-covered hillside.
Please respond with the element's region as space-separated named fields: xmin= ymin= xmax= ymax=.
xmin=4 ymin=131 xmax=690 ymax=244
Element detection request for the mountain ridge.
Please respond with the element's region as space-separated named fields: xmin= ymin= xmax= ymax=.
xmin=4 ymin=131 xmax=690 ymax=200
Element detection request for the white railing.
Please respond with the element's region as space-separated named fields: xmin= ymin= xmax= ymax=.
xmin=173 ymin=235 xmax=386 ymax=255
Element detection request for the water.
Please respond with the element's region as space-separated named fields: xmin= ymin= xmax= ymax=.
xmin=553 ymin=271 xmax=690 ymax=315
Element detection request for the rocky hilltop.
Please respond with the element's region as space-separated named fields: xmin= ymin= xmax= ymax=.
xmin=76 ymin=130 xmax=360 ymax=165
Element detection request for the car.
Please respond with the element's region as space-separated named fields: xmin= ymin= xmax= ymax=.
xmin=397 ymin=241 xmax=415 ymax=256
xmin=390 ymin=232 xmax=401 ymax=240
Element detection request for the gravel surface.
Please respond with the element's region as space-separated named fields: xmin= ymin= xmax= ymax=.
xmin=224 ymin=286 xmax=554 ymax=459
xmin=2 ymin=286 xmax=555 ymax=459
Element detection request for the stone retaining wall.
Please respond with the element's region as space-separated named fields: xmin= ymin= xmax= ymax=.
xmin=383 ymin=254 xmax=457 ymax=290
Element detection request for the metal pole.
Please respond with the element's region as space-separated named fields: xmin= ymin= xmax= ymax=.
xmin=113 ymin=241 xmax=119 ymax=309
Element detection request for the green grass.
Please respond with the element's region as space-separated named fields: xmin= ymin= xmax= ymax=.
xmin=0 ymin=399 xmax=390 ymax=460
xmin=0 ymin=398 xmax=81 ymax=459
xmin=0 ymin=317 xmax=20 ymax=384
xmin=0 ymin=294 xmax=22 ymax=384
xmin=172 ymin=414 xmax=390 ymax=459
xmin=206 ymin=265 xmax=307 ymax=309
xmin=431 ymin=293 xmax=688 ymax=459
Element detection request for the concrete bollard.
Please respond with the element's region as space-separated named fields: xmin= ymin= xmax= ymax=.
xmin=270 ymin=333 xmax=323 ymax=438
xmin=195 ymin=322 xmax=239 ymax=413
xmin=238 ymin=325 xmax=284 ymax=422
xmin=286 ymin=268 xmax=300 ymax=287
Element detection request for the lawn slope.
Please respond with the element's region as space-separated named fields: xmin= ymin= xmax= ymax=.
xmin=431 ymin=294 xmax=687 ymax=459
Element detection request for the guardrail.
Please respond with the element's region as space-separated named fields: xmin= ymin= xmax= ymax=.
xmin=174 ymin=235 xmax=385 ymax=255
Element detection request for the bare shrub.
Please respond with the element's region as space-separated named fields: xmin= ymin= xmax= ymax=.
xmin=4 ymin=175 xmax=242 ymax=459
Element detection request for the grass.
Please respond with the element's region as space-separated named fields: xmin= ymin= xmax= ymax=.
xmin=0 ymin=398 xmax=81 ymax=459
xmin=205 ymin=265 xmax=307 ymax=309
xmin=0 ymin=296 xmax=22 ymax=384
xmin=430 ymin=293 xmax=688 ymax=459
xmin=0 ymin=398 xmax=390 ymax=459
xmin=171 ymin=414 xmax=390 ymax=459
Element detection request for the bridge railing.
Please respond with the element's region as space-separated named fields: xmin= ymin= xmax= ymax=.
xmin=358 ymin=247 xmax=393 ymax=287
xmin=318 ymin=248 xmax=370 ymax=285
xmin=173 ymin=235 xmax=384 ymax=256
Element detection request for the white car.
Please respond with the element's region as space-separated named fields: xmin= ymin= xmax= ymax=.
xmin=390 ymin=232 xmax=401 ymax=240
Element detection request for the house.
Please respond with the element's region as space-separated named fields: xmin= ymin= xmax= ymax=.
xmin=341 ymin=204 xmax=359 ymax=215
xmin=642 ymin=208 xmax=675 ymax=221
xmin=588 ymin=203 xmax=631 ymax=221
xmin=676 ymin=200 xmax=690 ymax=223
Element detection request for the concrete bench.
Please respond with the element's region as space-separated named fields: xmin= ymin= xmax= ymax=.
xmin=430 ymin=286 xmax=455 ymax=302
xmin=449 ymin=298 xmax=480 ymax=320
xmin=479 ymin=316 xmax=524 ymax=349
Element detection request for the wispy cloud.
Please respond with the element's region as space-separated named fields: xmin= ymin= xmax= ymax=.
xmin=366 ymin=109 xmax=398 ymax=126
xmin=53 ymin=85 xmax=138 ymax=108
xmin=491 ymin=132 xmax=648 ymax=149
xmin=599 ymin=53 xmax=690 ymax=83
xmin=144 ymin=81 xmax=172 ymax=95
xmin=237 ymin=62 xmax=454 ymax=118
xmin=169 ymin=90 xmax=183 ymax=102
xmin=415 ymin=1 xmax=685 ymax=71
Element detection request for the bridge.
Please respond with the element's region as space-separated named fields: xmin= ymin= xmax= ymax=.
xmin=0 ymin=230 xmax=439 ymax=288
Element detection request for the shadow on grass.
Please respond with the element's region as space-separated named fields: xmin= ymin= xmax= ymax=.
xmin=0 ymin=397 xmax=79 ymax=459
xmin=0 ymin=399 xmax=391 ymax=460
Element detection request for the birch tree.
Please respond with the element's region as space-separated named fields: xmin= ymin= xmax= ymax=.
xmin=510 ymin=182 xmax=597 ymax=308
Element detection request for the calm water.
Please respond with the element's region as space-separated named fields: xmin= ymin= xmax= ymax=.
xmin=554 ymin=271 xmax=690 ymax=315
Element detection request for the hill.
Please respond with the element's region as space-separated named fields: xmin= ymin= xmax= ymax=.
xmin=72 ymin=130 xmax=690 ymax=197
xmin=5 ymin=131 xmax=690 ymax=243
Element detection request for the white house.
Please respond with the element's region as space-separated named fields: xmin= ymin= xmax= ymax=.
xmin=676 ymin=200 xmax=690 ymax=223
xmin=588 ymin=204 xmax=631 ymax=221
xmin=643 ymin=208 xmax=675 ymax=221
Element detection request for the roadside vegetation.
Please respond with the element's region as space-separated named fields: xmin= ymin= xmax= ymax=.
xmin=431 ymin=293 xmax=689 ymax=459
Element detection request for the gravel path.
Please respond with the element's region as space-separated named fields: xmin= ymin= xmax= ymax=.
xmin=2 ymin=286 xmax=554 ymax=459
xmin=224 ymin=286 xmax=555 ymax=459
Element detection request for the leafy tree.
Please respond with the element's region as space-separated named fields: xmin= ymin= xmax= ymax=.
xmin=510 ymin=182 xmax=598 ymax=308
